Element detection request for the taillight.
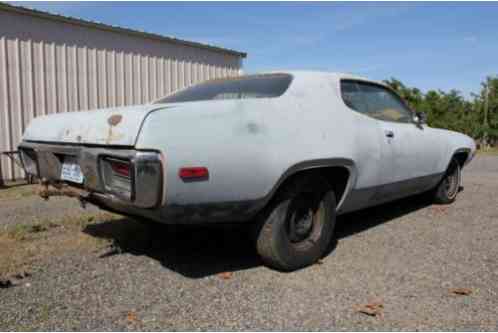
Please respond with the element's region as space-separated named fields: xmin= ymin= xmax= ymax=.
xmin=102 ymin=158 xmax=133 ymax=199
xmin=179 ymin=167 xmax=209 ymax=181
xmin=110 ymin=160 xmax=131 ymax=178
xmin=99 ymin=152 xmax=162 ymax=207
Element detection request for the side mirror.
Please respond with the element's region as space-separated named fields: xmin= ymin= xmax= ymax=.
xmin=413 ymin=111 xmax=427 ymax=125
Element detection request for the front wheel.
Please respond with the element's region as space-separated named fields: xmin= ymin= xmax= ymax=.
xmin=433 ymin=158 xmax=461 ymax=204
xmin=255 ymin=176 xmax=336 ymax=271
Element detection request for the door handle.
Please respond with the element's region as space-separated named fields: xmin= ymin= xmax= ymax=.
xmin=385 ymin=130 xmax=394 ymax=138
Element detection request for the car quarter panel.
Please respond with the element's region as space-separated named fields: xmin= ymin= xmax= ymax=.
xmin=135 ymin=73 xmax=363 ymax=219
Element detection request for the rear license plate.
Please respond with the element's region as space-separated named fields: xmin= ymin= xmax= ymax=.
xmin=60 ymin=156 xmax=84 ymax=184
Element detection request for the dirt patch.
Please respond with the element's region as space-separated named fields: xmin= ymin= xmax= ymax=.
xmin=0 ymin=212 xmax=120 ymax=277
xmin=0 ymin=184 xmax=37 ymax=201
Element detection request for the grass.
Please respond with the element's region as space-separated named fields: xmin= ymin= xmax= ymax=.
xmin=5 ymin=222 xmax=58 ymax=241
xmin=4 ymin=212 xmax=108 ymax=241
xmin=0 ymin=184 xmax=37 ymax=201
xmin=477 ymin=146 xmax=498 ymax=155
xmin=0 ymin=211 xmax=121 ymax=277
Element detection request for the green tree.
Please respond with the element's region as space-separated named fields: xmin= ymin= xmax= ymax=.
xmin=474 ymin=76 xmax=498 ymax=145
xmin=384 ymin=77 xmax=497 ymax=144
xmin=383 ymin=78 xmax=424 ymax=111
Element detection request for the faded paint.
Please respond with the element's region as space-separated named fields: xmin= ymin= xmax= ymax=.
xmin=134 ymin=71 xmax=476 ymax=216
xmin=106 ymin=114 xmax=124 ymax=144
xmin=23 ymin=105 xmax=168 ymax=146
xmin=20 ymin=71 xmax=476 ymax=224
xmin=0 ymin=4 xmax=244 ymax=181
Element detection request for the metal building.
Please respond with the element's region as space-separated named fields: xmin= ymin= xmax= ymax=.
xmin=0 ymin=3 xmax=246 ymax=183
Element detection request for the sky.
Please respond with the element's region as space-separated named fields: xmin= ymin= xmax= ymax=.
xmin=13 ymin=1 xmax=498 ymax=98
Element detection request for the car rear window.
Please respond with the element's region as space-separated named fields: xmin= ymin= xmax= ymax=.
xmin=154 ymin=73 xmax=293 ymax=104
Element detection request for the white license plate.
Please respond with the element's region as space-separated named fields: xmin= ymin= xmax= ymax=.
xmin=60 ymin=156 xmax=84 ymax=184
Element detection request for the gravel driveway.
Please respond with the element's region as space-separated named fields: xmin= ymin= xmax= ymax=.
xmin=1 ymin=155 xmax=497 ymax=331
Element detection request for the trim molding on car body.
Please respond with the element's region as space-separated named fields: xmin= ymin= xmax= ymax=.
xmin=339 ymin=172 xmax=444 ymax=214
xmin=260 ymin=158 xmax=358 ymax=213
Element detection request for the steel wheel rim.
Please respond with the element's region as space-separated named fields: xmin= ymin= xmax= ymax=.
xmin=444 ymin=162 xmax=460 ymax=199
xmin=286 ymin=192 xmax=321 ymax=244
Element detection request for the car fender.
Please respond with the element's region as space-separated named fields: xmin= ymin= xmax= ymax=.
xmin=441 ymin=130 xmax=476 ymax=170
xmin=258 ymin=158 xmax=358 ymax=213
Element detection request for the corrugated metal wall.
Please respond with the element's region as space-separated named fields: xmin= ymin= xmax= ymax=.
xmin=0 ymin=8 xmax=243 ymax=182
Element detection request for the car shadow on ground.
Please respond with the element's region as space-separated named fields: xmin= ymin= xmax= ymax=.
xmin=84 ymin=219 xmax=261 ymax=278
xmin=83 ymin=193 xmax=434 ymax=279
xmin=334 ymin=193 xmax=433 ymax=239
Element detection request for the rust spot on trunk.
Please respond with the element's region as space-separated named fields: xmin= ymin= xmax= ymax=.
xmin=108 ymin=114 xmax=123 ymax=126
xmin=106 ymin=114 xmax=124 ymax=144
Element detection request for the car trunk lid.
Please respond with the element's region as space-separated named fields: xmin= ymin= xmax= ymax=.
xmin=22 ymin=105 xmax=169 ymax=146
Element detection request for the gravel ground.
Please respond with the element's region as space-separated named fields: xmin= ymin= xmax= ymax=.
xmin=1 ymin=155 xmax=497 ymax=331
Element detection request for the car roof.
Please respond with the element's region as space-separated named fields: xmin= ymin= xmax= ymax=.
xmin=261 ymin=70 xmax=389 ymax=88
xmin=184 ymin=70 xmax=385 ymax=88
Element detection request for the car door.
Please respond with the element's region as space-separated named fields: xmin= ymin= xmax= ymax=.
xmin=356 ymin=82 xmax=442 ymax=202
xmin=339 ymin=80 xmax=385 ymax=211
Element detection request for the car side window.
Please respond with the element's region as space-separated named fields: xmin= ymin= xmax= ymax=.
xmin=340 ymin=80 xmax=413 ymax=123
xmin=357 ymin=83 xmax=413 ymax=123
xmin=340 ymin=81 xmax=368 ymax=113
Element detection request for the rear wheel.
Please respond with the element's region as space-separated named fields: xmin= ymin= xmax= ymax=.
xmin=255 ymin=176 xmax=336 ymax=271
xmin=433 ymin=158 xmax=461 ymax=204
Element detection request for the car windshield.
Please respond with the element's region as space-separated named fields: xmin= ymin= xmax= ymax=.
xmin=154 ymin=73 xmax=292 ymax=104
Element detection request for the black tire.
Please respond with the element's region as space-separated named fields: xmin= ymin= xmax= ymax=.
xmin=255 ymin=175 xmax=336 ymax=271
xmin=433 ymin=158 xmax=461 ymax=204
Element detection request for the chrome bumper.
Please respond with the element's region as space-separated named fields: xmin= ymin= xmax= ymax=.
xmin=18 ymin=141 xmax=164 ymax=209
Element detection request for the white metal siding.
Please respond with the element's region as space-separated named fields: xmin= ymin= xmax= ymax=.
xmin=0 ymin=9 xmax=243 ymax=182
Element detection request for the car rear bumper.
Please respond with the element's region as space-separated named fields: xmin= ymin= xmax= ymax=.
xmin=18 ymin=141 xmax=165 ymax=209
xmin=18 ymin=141 xmax=261 ymax=225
